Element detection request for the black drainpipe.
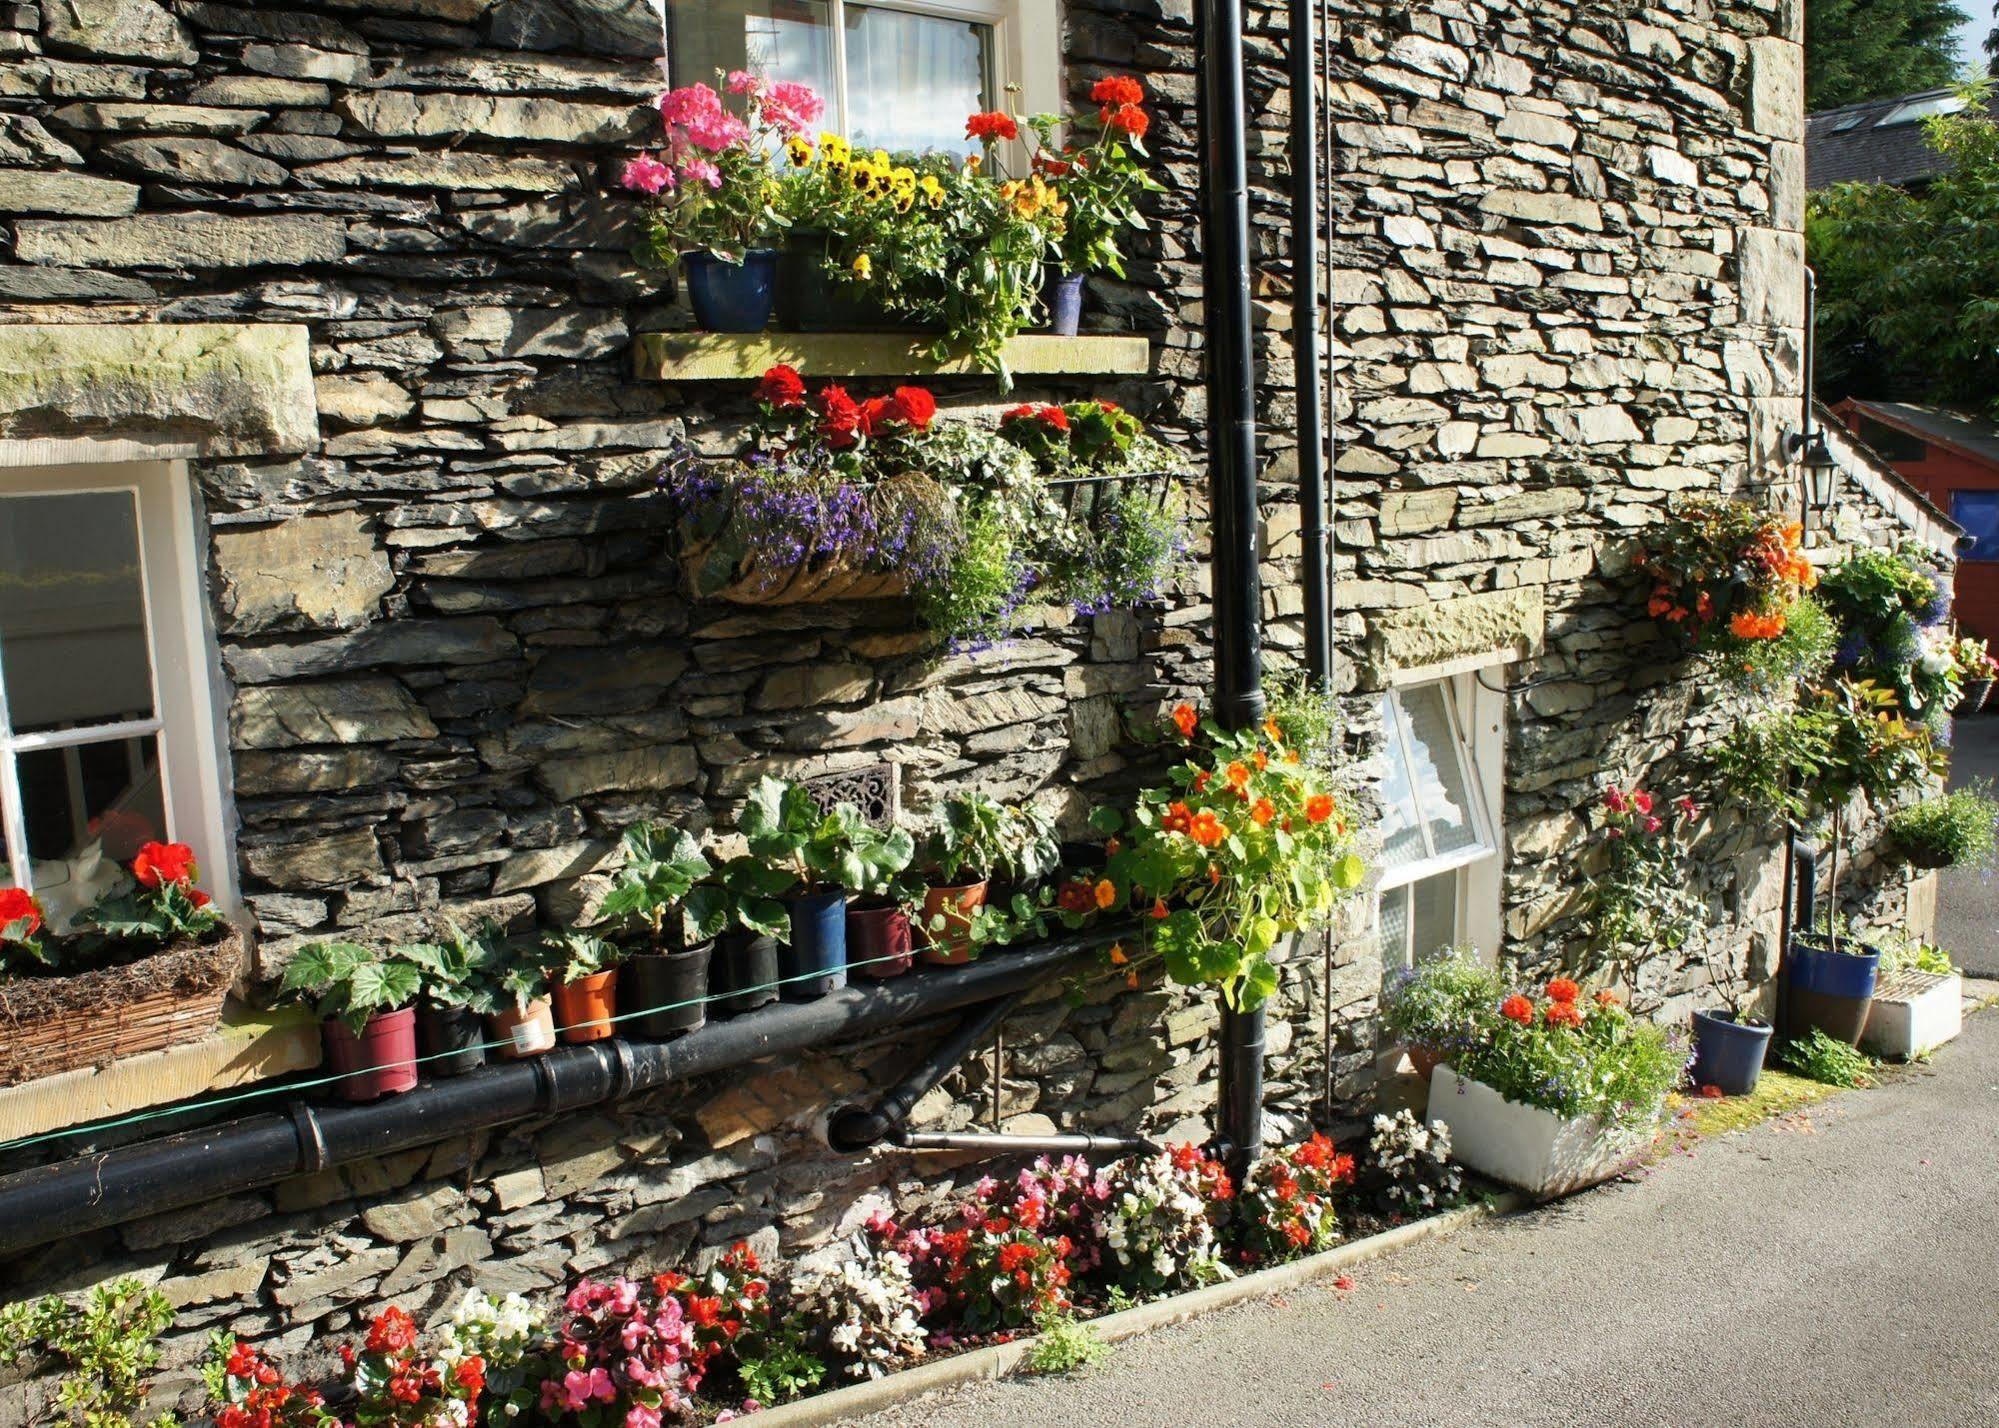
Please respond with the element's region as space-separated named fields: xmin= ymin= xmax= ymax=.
xmin=1292 ymin=0 xmax=1332 ymax=697
xmin=0 ymin=934 xmax=1115 ymax=1258
xmin=1197 ymin=0 xmax=1268 ymax=1175
xmin=824 ymin=993 xmax=1025 ymax=1152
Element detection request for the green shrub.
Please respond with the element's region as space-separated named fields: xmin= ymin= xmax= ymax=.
xmin=0 ymin=1278 xmax=179 ymax=1428
xmin=1886 ymin=783 xmax=1999 ymax=870
xmin=1880 ymin=938 xmax=1956 ymax=977
xmin=1779 ymin=1029 xmax=1876 ymax=1088
xmin=1027 ymin=1312 xmax=1111 ymax=1375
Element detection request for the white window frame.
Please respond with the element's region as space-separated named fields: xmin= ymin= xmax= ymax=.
xmin=0 ymin=461 xmax=236 ymax=916
xmin=670 ymin=0 xmax=1062 ymax=146
xmin=1374 ymin=668 xmax=1506 ymax=967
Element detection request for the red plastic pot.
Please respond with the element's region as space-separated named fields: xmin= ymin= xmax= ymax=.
xmin=321 ymin=1006 xmax=419 ymax=1102
xmin=847 ymin=899 xmax=914 ymax=978
xmin=553 ymin=969 xmax=619 ymax=1044
xmin=918 ymin=880 xmax=988 ymax=966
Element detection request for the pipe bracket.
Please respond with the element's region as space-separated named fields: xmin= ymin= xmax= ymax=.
xmin=289 ymin=1101 xmax=329 ymax=1176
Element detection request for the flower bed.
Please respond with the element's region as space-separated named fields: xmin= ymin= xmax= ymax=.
xmin=132 ymin=1130 xmax=1465 ymax=1425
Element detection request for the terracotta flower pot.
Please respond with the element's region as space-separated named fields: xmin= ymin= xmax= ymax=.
xmin=1408 ymin=1045 xmax=1443 ymax=1083
xmin=918 ymin=880 xmax=989 ymax=966
xmin=553 ymin=969 xmax=619 ymax=1044
xmin=487 ymin=998 xmax=556 ymax=1060
xmin=847 ymin=898 xmax=914 ymax=979
xmin=322 ymin=1006 xmax=419 ymax=1102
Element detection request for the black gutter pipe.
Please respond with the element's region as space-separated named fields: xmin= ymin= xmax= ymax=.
xmin=1291 ymin=0 xmax=1332 ymax=697
xmin=824 ymin=992 xmax=1025 ymax=1152
xmin=1196 ymin=0 xmax=1268 ymax=1176
xmin=0 ymin=935 xmax=1114 ymax=1257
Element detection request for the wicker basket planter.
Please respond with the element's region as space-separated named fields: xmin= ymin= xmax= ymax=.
xmin=0 ymin=927 xmax=244 ymax=1086
xmin=680 ymin=538 xmax=910 ymax=606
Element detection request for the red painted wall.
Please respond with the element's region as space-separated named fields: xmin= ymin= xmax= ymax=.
xmin=1836 ymin=405 xmax=1999 ymax=645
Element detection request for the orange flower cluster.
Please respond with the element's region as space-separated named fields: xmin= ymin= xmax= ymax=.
xmin=1729 ymin=608 xmax=1788 ymax=640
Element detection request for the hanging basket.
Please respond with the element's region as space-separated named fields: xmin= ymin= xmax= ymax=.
xmin=679 ymin=537 xmax=912 ymax=606
xmin=0 ymin=927 xmax=244 ymax=1086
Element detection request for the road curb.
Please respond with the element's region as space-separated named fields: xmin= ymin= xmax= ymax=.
xmin=747 ymin=1193 xmax=1522 ymax=1427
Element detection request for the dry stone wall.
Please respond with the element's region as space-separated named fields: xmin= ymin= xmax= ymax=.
xmin=0 ymin=0 xmax=1944 ymax=1408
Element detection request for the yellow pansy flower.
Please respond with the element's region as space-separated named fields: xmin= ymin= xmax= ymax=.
xmin=852 ymin=253 xmax=873 ymax=280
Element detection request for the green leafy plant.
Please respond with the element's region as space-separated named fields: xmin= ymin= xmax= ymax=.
xmin=542 ymin=928 xmax=621 ymax=981
xmin=740 ymin=776 xmax=912 ymax=896
xmin=0 ymin=1278 xmax=179 ymax=1428
xmin=1885 ymin=783 xmax=1999 ymax=870
xmin=702 ymin=854 xmax=797 ymax=943
xmin=597 ymin=822 xmax=713 ymax=949
xmin=1720 ymin=592 xmax=1838 ymax=697
xmin=460 ymin=930 xmax=553 ymax=1017
xmin=1025 ymin=1311 xmax=1110 ymax=1376
xmin=1574 ymin=783 xmax=1708 ymax=977
xmin=921 ymin=792 xmax=1012 ymax=886
xmin=1636 ymin=498 xmax=1819 ymax=684
xmin=1104 ymin=694 xmax=1368 ymax=1010
xmin=82 ymin=841 xmax=225 ymax=952
xmin=279 ymin=941 xmax=424 ymax=1034
xmin=1779 ymin=1028 xmax=1876 ymax=1088
xmin=734 ymin=1339 xmax=826 ymax=1405
xmin=914 ymin=495 xmax=1028 ymax=649
xmin=996 ymin=803 xmax=1062 ymax=888
xmin=1818 ymin=544 xmax=1957 ymax=723
xmin=1378 ymin=947 xmax=1505 ymax=1058
xmin=1022 ymin=73 xmax=1164 ymax=280
xmin=1880 ymin=936 xmax=1956 ymax=977
xmin=1453 ymin=978 xmax=1687 ymax=1129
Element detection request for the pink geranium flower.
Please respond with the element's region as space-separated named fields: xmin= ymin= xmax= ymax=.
xmin=681 ymin=157 xmax=722 ymax=189
xmin=620 ymin=154 xmax=674 ymax=194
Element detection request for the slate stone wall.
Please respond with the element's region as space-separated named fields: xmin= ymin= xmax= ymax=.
xmin=0 ymin=0 xmax=1945 ymax=1410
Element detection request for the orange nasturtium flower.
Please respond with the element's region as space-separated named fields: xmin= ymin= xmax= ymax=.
xmin=1108 ymin=943 xmax=1129 ymax=965
xmin=1150 ymin=896 xmax=1170 ymax=921
xmin=1172 ymin=702 xmax=1200 ymax=739
xmin=1251 ymin=797 xmax=1276 ymax=828
xmin=1225 ymin=761 xmax=1251 ymax=791
xmin=1189 ymin=811 xmax=1227 ymax=847
xmin=1263 ymin=716 xmax=1284 ymax=742
xmin=1304 ymin=794 xmax=1336 ymax=824
xmin=1093 ymin=878 xmax=1118 ymax=910
xmin=1253 ymin=750 xmax=1269 ymax=771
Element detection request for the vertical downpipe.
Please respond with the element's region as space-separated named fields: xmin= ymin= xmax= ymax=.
xmin=1197 ymin=0 xmax=1267 ymax=1172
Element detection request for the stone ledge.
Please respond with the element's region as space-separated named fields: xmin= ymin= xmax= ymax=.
xmin=0 ymin=322 xmax=319 ymax=464
xmin=1362 ymin=585 xmax=1548 ymax=684
xmin=0 ymin=1005 xmax=321 ymax=1143
xmin=632 ymin=331 xmax=1152 ymax=381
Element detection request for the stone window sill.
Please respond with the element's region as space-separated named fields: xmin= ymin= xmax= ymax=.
xmin=0 ymin=1004 xmax=321 ymax=1143
xmin=631 ymin=332 xmax=1151 ymax=381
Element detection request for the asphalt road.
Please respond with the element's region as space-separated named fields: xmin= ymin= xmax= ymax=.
xmin=859 ymin=1007 xmax=1999 ymax=1428
xmin=1941 ymin=714 xmax=1999 ymax=976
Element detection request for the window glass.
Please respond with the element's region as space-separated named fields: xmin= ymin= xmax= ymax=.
xmin=665 ymin=0 xmax=992 ymax=157
xmin=1410 ymin=870 xmax=1457 ymax=964
xmin=845 ymin=5 xmax=990 ymax=156
xmin=1400 ymin=684 xmax=1481 ymax=859
xmin=0 ymin=491 xmax=155 ymax=734
xmin=1379 ymin=883 xmax=1409 ymax=968
xmin=1952 ymin=491 xmax=1999 ymax=562
xmin=19 ymin=736 xmax=165 ymax=923
xmin=1375 ymin=702 xmax=1428 ymax=873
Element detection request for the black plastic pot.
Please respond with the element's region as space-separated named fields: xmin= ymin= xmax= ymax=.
xmin=712 ymin=932 xmax=780 ymax=1015
xmin=1689 ymin=1009 xmax=1773 ymax=1096
xmin=625 ymin=943 xmax=713 ymax=1038
xmin=775 ymin=232 xmax=927 ymax=332
xmin=417 ymin=1002 xmax=486 ymax=1078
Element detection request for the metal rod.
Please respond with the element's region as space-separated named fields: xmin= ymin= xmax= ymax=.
xmin=1291 ymin=0 xmax=1331 ymax=698
xmin=891 ymin=1130 xmax=1160 ymax=1157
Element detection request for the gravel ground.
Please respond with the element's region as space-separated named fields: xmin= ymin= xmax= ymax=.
xmin=1940 ymin=714 xmax=1999 ymax=976
xmin=858 ymin=1007 xmax=1999 ymax=1428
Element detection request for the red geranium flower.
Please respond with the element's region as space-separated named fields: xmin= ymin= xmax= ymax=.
xmin=816 ymin=383 xmax=864 ymax=447
xmin=965 ymin=110 xmax=1019 ymax=142
xmin=1546 ymin=977 xmax=1581 ymax=1005
xmin=756 ymin=363 xmax=806 ymax=409
xmin=1543 ymin=1001 xmax=1583 ymax=1029
xmin=1038 ymin=403 xmax=1071 ymax=431
xmin=889 ymin=385 xmax=937 ymax=430
xmin=1102 ymin=102 xmax=1149 ymax=139
xmin=1090 ymin=75 xmax=1146 ymax=107
xmin=0 ymin=887 xmax=43 ymax=939
xmin=131 ymin=841 xmax=197 ymax=889
xmin=1499 ymin=994 xmax=1534 ymax=1025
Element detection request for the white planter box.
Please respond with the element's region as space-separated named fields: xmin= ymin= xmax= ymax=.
xmin=1862 ymin=970 xmax=1962 ymax=1060
xmin=1426 ymin=1066 xmax=1654 ymax=1200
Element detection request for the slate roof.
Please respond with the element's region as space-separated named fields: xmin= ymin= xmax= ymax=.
xmin=1806 ymin=86 xmax=1999 ymax=190
xmin=1842 ymin=399 xmax=1999 ymax=471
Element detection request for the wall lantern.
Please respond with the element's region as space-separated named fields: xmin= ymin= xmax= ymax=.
xmin=1796 ymin=428 xmax=1838 ymax=513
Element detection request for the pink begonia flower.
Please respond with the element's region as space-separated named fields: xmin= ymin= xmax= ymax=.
xmin=1604 ymin=786 xmax=1628 ymax=814
xmin=566 ymin=1281 xmax=601 ymax=1314
xmin=625 ymin=1357 xmax=662 ymax=1389
xmin=625 ymin=1404 xmax=662 ymax=1428
xmin=620 ymin=155 xmax=674 ymax=194
xmin=620 ymin=1317 xmax=649 ymax=1351
xmin=608 ymin=1278 xmax=639 ymax=1314
xmin=681 ymin=158 xmax=722 ymax=190
xmin=725 ymin=69 xmax=761 ymax=95
xmin=1643 ymin=815 xmax=1663 ymax=834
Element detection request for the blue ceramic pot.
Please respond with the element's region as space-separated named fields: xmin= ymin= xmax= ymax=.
xmin=1783 ymin=935 xmax=1881 ymax=1046
xmin=1044 ymin=272 xmax=1084 ymax=336
xmin=780 ymin=888 xmax=848 ymax=1001
xmin=683 ymin=248 xmax=779 ymax=332
xmin=1689 ymin=1009 xmax=1773 ymax=1096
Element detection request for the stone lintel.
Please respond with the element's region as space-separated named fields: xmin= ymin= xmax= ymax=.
xmin=0 ymin=322 xmax=319 ymax=465
xmin=1362 ymin=585 xmax=1547 ymax=684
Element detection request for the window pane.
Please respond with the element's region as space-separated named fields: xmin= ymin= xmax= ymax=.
xmin=1952 ymin=491 xmax=1999 ymax=562
xmin=666 ymin=0 xmax=836 ymax=117
xmin=1400 ymin=685 xmax=1482 ymax=860
xmin=845 ymin=4 xmax=990 ymax=157
xmin=1378 ymin=884 xmax=1411 ymax=971
xmin=19 ymin=735 xmax=165 ymax=927
xmin=1375 ymin=694 xmax=1428 ymax=872
xmin=1410 ymin=870 xmax=1458 ymax=964
xmin=0 ymin=490 xmax=156 ymax=735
